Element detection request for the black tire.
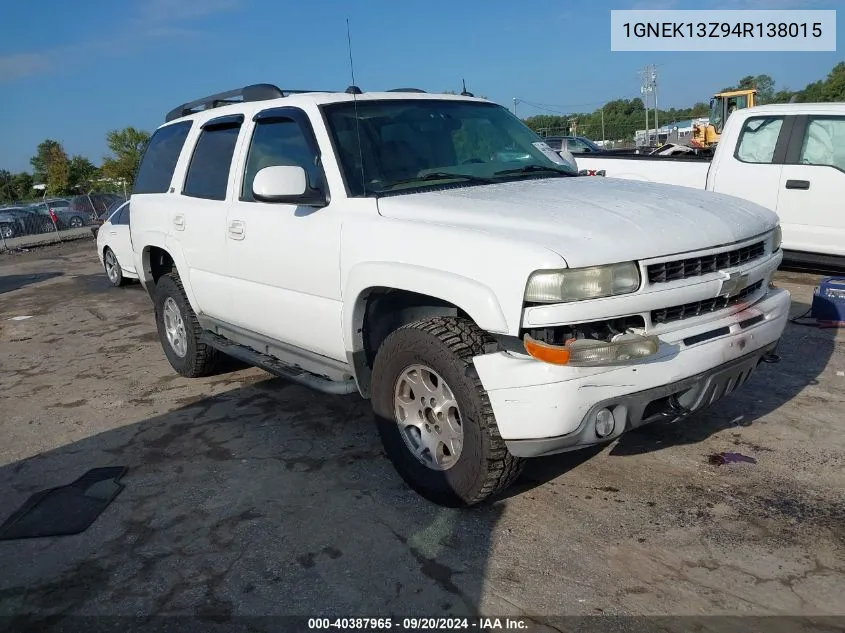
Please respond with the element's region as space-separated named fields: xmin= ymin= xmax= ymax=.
xmin=0 ymin=223 xmax=14 ymax=239
xmin=102 ymin=248 xmax=129 ymax=287
xmin=371 ymin=316 xmax=524 ymax=507
xmin=153 ymin=272 xmax=220 ymax=378
xmin=69 ymin=216 xmax=85 ymax=228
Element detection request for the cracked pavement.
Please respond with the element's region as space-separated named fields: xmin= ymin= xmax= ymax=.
xmin=0 ymin=239 xmax=843 ymax=630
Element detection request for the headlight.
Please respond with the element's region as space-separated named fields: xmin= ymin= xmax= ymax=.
xmin=525 ymin=262 xmax=641 ymax=303
xmin=772 ymin=225 xmax=782 ymax=251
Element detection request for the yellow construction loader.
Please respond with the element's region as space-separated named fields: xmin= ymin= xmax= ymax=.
xmin=690 ymin=88 xmax=758 ymax=149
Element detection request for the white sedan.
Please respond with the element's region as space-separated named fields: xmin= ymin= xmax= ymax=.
xmin=96 ymin=201 xmax=138 ymax=287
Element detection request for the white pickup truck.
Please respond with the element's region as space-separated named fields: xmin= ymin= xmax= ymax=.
xmin=125 ymin=84 xmax=789 ymax=507
xmin=577 ymin=104 xmax=845 ymax=266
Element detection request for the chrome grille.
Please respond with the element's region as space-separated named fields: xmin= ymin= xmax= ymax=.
xmin=651 ymin=280 xmax=763 ymax=325
xmin=647 ymin=241 xmax=766 ymax=284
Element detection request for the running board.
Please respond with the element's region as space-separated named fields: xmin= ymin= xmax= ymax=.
xmin=201 ymin=331 xmax=359 ymax=395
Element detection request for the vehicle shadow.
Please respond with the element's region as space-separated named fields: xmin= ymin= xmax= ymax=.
xmin=609 ymin=300 xmax=836 ymax=456
xmin=0 ymin=272 xmax=64 ymax=295
xmin=0 ymin=377 xmax=507 ymax=627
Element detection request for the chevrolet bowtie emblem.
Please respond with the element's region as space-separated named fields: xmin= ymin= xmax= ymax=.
xmin=719 ymin=271 xmax=748 ymax=297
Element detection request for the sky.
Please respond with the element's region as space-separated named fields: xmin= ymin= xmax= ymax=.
xmin=0 ymin=0 xmax=842 ymax=173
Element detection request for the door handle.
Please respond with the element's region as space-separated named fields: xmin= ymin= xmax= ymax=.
xmin=785 ymin=179 xmax=810 ymax=190
xmin=173 ymin=215 xmax=185 ymax=230
xmin=228 ymin=220 xmax=245 ymax=240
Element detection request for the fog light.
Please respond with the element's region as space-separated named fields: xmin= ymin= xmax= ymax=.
xmin=595 ymin=408 xmax=616 ymax=438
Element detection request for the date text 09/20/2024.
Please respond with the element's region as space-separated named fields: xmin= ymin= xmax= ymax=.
xmin=307 ymin=617 xmax=528 ymax=630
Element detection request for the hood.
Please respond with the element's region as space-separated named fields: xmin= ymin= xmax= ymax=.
xmin=376 ymin=177 xmax=778 ymax=268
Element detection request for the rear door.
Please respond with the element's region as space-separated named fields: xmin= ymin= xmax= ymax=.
xmin=776 ymin=115 xmax=845 ymax=256
xmin=708 ymin=114 xmax=789 ymax=211
xmin=174 ymin=114 xmax=245 ymax=321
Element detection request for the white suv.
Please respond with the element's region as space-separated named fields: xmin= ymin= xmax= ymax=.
xmin=129 ymin=83 xmax=790 ymax=507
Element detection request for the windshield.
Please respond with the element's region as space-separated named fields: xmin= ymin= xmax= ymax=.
xmin=322 ymin=99 xmax=576 ymax=196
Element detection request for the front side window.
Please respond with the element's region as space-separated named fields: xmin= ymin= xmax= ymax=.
xmin=323 ymin=99 xmax=576 ymax=197
xmin=798 ymin=117 xmax=845 ymax=172
xmin=134 ymin=121 xmax=192 ymax=195
xmin=183 ymin=123 xmax=241 ymax=201
xmin=241 ymin=118 xmax=321 ymax=202
xmin=735 ymin=116 xmax=784 ymax=164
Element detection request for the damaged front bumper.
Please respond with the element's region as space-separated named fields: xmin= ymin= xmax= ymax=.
xmin=472 ymin=287 xmax=791 ymax=457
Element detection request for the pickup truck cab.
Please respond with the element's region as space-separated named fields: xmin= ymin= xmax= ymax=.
xmin=128 ymin=83 xmax=789 ymax=507
xmin=576 ymin=104 xmax=845 ymax=266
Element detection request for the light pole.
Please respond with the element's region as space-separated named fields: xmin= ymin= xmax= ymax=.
xmin=651 ymin=66 xmax=659 ymax=144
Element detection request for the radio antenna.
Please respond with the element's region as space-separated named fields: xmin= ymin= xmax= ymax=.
xmin=346 ymin=19 xmax=367 ymax=195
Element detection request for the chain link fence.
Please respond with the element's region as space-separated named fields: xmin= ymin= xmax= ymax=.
xmin=0 ymin=193 xmax=126 ymax=252
xmin=534 ymin=120 xmax=692 ymax=149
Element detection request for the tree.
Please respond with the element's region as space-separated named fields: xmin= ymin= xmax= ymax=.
xmin=11 ymin=172 xmax=34 ymax=201
xmin=30 ymin=139 xmax=63 ymax=183
xmin=722 ymin=74 xmax=776 ymax=103
xmin=0 ymin=170 xmax=13 ymax=203
xmin=101 ymin=126 xmax=150 ymax=190
xmin=46 ymin=145 xmax=71 ymax=196
xmin=69 ymin=155 xmax=99 ymax=192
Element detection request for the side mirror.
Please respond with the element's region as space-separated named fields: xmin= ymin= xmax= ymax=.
xmin=252 ymin=166 xmax=327 ymax=207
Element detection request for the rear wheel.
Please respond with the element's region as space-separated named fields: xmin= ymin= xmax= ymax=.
xmin=371 ymin=316 xmax=524 ymax=507
xmin=153 ymin=272 xmax=220 ymax=377
xmin=0 ymin=223 xmax=14 ymax=239
xmin=69 ymin=216 xmax=84 ymax=228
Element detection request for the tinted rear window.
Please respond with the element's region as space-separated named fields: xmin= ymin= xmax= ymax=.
xmin=182 ymin=124 xmax=241 ymax=201
xmin=133 ymin=121 xmax=192 ymax=194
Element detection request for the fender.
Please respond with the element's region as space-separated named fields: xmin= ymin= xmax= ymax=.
xmin=342 ymin=261 xmax=510 ymax=353
xmin=137 ymin=232 xmax=202 ymax=316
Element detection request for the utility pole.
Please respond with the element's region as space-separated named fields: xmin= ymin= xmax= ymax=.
xmin=601 ymin=106 xmax=605 ymax=144
xmin=640 ymin=79 xmax=649 ymax=146
xmin=512 ymin=98 xmax=519 ymax=116
xmin=639 ymin=65 xmax=659 ymax=147
xmin=650 ymin=65 xmax=659 ymax=145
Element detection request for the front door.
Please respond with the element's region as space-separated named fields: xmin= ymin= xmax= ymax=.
xmin=224 ymin=107 xmax=345 ymax=362
xmin=109 ymin=202 xmax=135 ymax=274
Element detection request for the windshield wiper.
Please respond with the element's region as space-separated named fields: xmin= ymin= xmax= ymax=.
xmin=492 ymin=165 xmax=576 ymax=178
xmin=379 ymin=171 xmax=495 ymax=190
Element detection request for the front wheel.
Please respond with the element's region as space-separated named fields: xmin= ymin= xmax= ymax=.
xmin=103 ymin=248 xmax=127 ymax=287
xmin=370 ymin=317 xmax=524 ymax=507
xmin=153 ymin=272 xmax=219 ymax=377
xmin=0 ymin=223 xmax=14 ymax=239
xmin=69 ymin=216 xmax=84 ymax=228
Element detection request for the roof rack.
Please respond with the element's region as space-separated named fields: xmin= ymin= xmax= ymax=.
xmin=165 ymin=83 xmax=327 ymax=122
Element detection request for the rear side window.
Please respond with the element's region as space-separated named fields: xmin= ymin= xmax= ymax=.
xmin=113 ymin=204 xmax=131 ymax=225
xmin=134 ymin=121 xmax=192 ymax=195
xmin=798 ymin=117 xmax=845 ymax=172
xmin=183 ymin=123 xmax=242 ymax=200
xmin=735 ymin=116 xmax=784 ymax=164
